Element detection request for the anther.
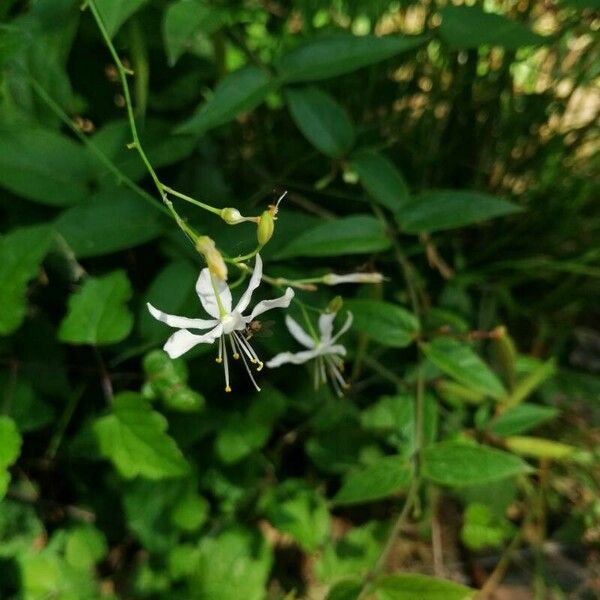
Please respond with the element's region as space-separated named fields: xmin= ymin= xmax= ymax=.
xmin=225 ymin=385 xmax=232 ymax=393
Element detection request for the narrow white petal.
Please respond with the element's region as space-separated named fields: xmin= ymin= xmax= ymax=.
xmin=266 ymin=347 xmax=321 ymax=368
xmin=330 ymin=311 xmax=353 ymax=344
xmin=247 ymin=287 xmax=294 ymax=321
xmin=285 ymin=315 xmax=315 ymax=349
xmin=234 ymin=254 xmax=263 ymax=314
xmin=318 ymin=312 xmax=336 ymax=343
xmin=147 ymin=303 xmax=218 ymax=330
xmin=324 ymin=343 xmax=347 ymax=357
xmin=163 ymin=324 xmax=222 ymax=359
xmin=196 ymin=268 xmax=232 ymax=318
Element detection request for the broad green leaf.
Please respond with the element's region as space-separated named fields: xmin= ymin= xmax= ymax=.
xmin=344 ymin=299 xmax=419 ymax=348
xmin=505 ymin=436 xmax=576 ymax=460
xmin=351 ymin=149 xmax=410 ymax=211
xmin=0 ymin=224 xmax=53 ymax=336
xmin=276 ymin=215 xmax=390 ymax=258
xmin=162 ymin=0 xmax=227 ymax=66
xmin=94 ymin=0 xmax=148 ymax=38
xmin=489 ymin=404 xmax=559 ymax=437
xmin=422 ymin=338 xmax=506 ymax=399
xmin=333 ymin=455 xmax=411 ymax=506
xmin=375 ymin=574 xmax=475 ymax=600
xmin=94 ymin=392 xmax=189 ymax=479
xmin=0 ymin=127 xmax=91 ymax=206
xmin=58 ymin=270 xmax=133 ymax=345
xmin=285 ymin=87 xmax=355 ymax=158
xmin=176 ymin=65 xmax=274 ymax=135
xmin=438 ymin=7 xmax=547 ymax=50
xmin=65 ymin=525 xmax=108 ymax=571
xmin=502 ymin=359 xmax=556 ymax=408
xmin=326 ymin=579 xmax=363 ymax=600
xmin=54 ymin=186 xmax=166 ymax=258
xmin=0 ymin=417 xmax=22 ymax=499
xmin=422 ymin=440 xmax=531 ymax=487
xmin=399 ymin=190 xmax=521 ymax=233
xmin=461 ymin=503 xmax=515 ymax=551
xmin=277 ymin=33 xmax=427 ymax=82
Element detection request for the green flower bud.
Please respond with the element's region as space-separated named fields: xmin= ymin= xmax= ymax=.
xmin=257 ymin=210 xmax=275 ymax=247
xmin=327 ymin=295 xmax=344 ymax=314
xmin=195 ymin=236 xmax=228 ymax=281
xmin=221 ymin=207 xmax=244 ymax=224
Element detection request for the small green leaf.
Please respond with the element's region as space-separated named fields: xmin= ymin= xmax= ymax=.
xmin=398 ymin=190 xmax=521 ymax=233
xmin=345 ymin=299 xmax=419 ymax=348
xmin=422 ymin=338 xmax=506 ymax=399
xmin=502 ymin=359 xmax=556 ymax=409
xmin=375 ymin=574 xmax=475 ymax=600
xmin=65 ymin=525 xmax=108 ymax=571
xmin=326 ymin=579 xmax=363 ymax=600
xmin=94 ymin=392 xmax=189 ymax=480
xmin=489 ymin=404 xmax=559 ymax=437
xmin=422 ymin=440 xmax=531 ymax=487
xmin=439 ymin=6 xmax=547 ymax=50
xmin=176 ymin=65 xmax=274 ymax=135
xmin=461 ymin=503 xmax=515 ymax=551
xmin=285 ymin=87 xmax=355 ymax=158
xmin=505 ymin=436 xmax=576 ymax=460
xmin=0 ymin=127 xmax=91 ymax=206
xmin=276 ymin=215 xmax=390 ymax=258
xmin=0 ymin=416 xmax=22 ymax=499
xmin=170 ymin=490 xmax=209 ymax=532
xmin=351 ymin=149 xmax=410 ymax=211
xmin=54 ymin=187 xmax=166 ymax=258
xmin=94 ymin=0 xmax=148 ymax=38
xmin=0 ymin=224 xmax=53 ymax=336
xmin=277 ymin=33 xmax=427 ymax=82
xmin=59 ymin=270 xmax=133 ymax=345
xmin=333 ymin=456 xmax=411 ymax=506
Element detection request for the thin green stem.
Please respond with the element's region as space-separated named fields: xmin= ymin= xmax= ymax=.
xmin=231 ymin=246 xmax=262 ymax=263
xmin=46 ymin=384 xmax=86 ymax=459
xmin=161 ymin=185 xmax=221 ymax=216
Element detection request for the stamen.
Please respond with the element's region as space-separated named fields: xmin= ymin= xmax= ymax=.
xmin=234 ymin=331 xmax=262 ymax=368
xmin=229 ymin=335 xmax=240 ymax=359
xmin=326 ymin=355 xmax=349 ymax=391
xmin=222 ymin=335 xmax=231 ymax=392
xmin=216 ymin=335 xmax=223 ymax=363
xmin=319 ymin=354 xmax=327 ymax=386
xmin=231 ymin=335 xmax=261 ymax=392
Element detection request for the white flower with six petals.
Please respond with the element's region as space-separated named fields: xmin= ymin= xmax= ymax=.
xmin=147 ymin=254 xmax=293 ymax=392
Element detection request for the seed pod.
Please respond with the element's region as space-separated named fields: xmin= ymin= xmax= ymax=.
xmin=257 ymin=210 xmax=275 ymax=247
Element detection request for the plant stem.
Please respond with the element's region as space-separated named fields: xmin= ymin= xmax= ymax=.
xmin=46 ymin=384 xmax=86 ymax=459
xmin=161 ymin=184 xmax=222 ymax=216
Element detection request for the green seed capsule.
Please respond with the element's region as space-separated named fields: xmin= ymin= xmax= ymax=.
xmin=257 ymin=210 xmax=275 ymax=247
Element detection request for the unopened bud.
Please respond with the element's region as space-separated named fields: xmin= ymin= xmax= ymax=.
xmin=257 ymin=210 xmax=275 ymax=247
xmin=323 ymin=272 xmax=385 ymax=285
xmin=195 ymin=236 xmax=228 ymax=281
xmin=327 ymin=296 xmax=344 ymax=314
xmin=220 ymin=207 xmax=258 ymax=225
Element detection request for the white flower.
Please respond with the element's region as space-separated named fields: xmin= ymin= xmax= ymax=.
xmin=323 ymin=272 xmax=384 ymax=285
xmin=266 ymin=311 xmax=353 ymax=396
xmin=147 ymin=254 xmax=294 ymax=392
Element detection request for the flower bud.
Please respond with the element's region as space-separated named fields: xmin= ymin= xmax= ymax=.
xmin=327 ymin=295 xmax=344 ymax=314
xmin=257 ymin=210 xmax=275 ymax=247
xmin=195 ymin=236 xmax=228 ymax=281
xmin=323 ymin=272 xmax=384 ymax=285
xmin=221 ymin=207 xmax=244 ymax=224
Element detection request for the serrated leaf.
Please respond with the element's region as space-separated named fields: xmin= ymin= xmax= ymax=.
xmin=375 ymin=574 xmax=475 ymax=600
xmin=344 ymin=299 xmax=419 ymax=348
xmin=422 ymin=440 xmax=531 ymax=487
xmin=398 ymin=190 xmax=521 ymax=233
xmin=59 ymin=270 xmax=133 ymax=345
xmin=285 ymin=87 xmax=355 ymax=158
xmin=439 ymin=6 xmax=547 ymax=50
xmin=176 ymin=65 xmax=274 ymax=135
xmin=0 ymin=127 xmax=92 ymax=206
xmin=54 ymin=186 xmax=166 ymax=258
xmin=0 ymin=417 xmax=22 ymax=499
xmin=333 ymin=456 xmax=411 ymax=506
xmin=422 ymin=338 xmax=506 ymax=399
xmin=351 ymin=149 xmax=410 ymax=211
xmin=489 ymin=404 xmax=559 ymax=437
xmin=94 ymin=0 xmax=148 ymax=38
xmin=0 ymin=224 xmax=53 ymax=336
xmin=277 ymin=33 xmax=427 ymax=82
xmin=94 ymin=392 xmax=189 ymax=479
xmin=276 ymin=215 xmax=390 ymax=258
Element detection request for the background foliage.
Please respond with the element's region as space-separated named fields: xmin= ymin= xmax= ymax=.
xmin=0 ymin=0 xmax=599 ymax=598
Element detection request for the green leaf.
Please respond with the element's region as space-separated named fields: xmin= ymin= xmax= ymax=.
xmin=333 ymin=455 xmax=411 ymax=506
xmin=502 ymin=359 xmax=556 ymax=408
xmin=489 ymin=404 xmax=559 ymax=437
xmin=505 ymin=436 xmax=576 ymax=460
xmin=170 ymin=489 xmax=209 ymax=532
xmin=351 ymin=149 xmax=410 ymax=211
xmin=438 ymin=6 xmax=547 ymax=50
xmin=94 ymin=0 xmax=148 ymax=38
xmin=94 ymin=392 xmax=189 ymax=480
xmin=0 ymin=374 xmax=54 ymax=432
xmin=163 ymin=0 xmax=227 ymax=66
xmin=399 ymin=190 xmax=521 ymax=233
xmin=0 ymin=417 xmax=22 ymax=499
xmin=54 ymin=186 xmax=166 ymax=258
xmin=58 ymin=270 xmax=133 ymax=345
xmin=277 ymin=33 xmax=427 ymax=82
xmin=461 ymin=503 xmax=515 ymax=551
xmin=0 ymin=127 xmax=91 ymax=206
xmin=326 ymin=579 xmax=363 ymax=600
xmin=422 ymin=338 xmax=506 ymax=399
xmin=0 ymin=224 xmax=53 ymax=336
xmin=176 ymin=65 xmax=274 ymax=135
xmin=422 ymin=440 xmax=531 ymax=487
xmin=276 ymin=215 xmax=390 ymax=258
xmin=375 ymin=574 xmax=475 ymax=600
xmin=344 ymin=299 xmax=419 ymax=348
xmin=285 ymin=87 xmax=355 ymax=158
xmin=65 ymin=525 xmax=108 ymax=571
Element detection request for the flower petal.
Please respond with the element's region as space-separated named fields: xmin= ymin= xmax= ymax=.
xmin=266 ymin=347 xmax=321 ymax=368
xmin=147 ymin=303 xmax=218 ymax=330
xmin=324 ymin=344 xmax=347 ymax=357
xmin=163 ymin=324 xmax=222 ymax=359
xmin=234 ymin=254 xmax=263 ymax=314
xmin=318 ymin=312 xmax=336 ymax=343
xmin=247 ymin=287 xmax=294 ymax=321
xmin=196 ymin=268 xmax=232 ymax=318
xmin=331 ymin=311 xmax=353 ymax=343
xmin=285 ymin=315 xmax=315 ymax=349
